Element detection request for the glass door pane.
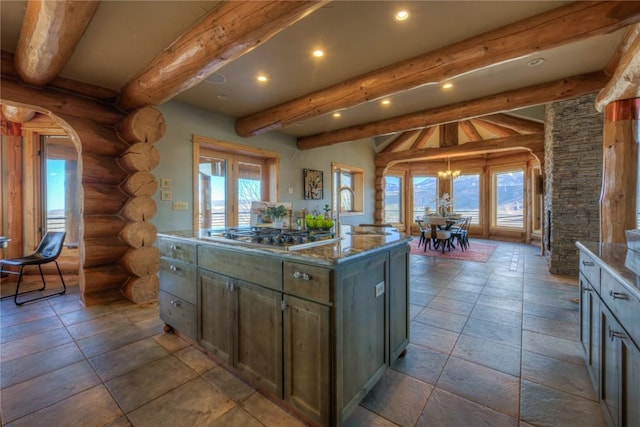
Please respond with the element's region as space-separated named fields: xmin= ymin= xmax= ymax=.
xmin=494 ymin=169 xmax=524 ymax=228
xmin=42 ymin=136 xmax=79 ymax=246
xmin=199 ymin=156 xmax=226 ymax=229
xmin=238 ymin=161 xmax=262 ymax=226
xmin=452 ymin=174 xmax=480 ymax=224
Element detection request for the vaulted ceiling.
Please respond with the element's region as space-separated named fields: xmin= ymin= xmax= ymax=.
xmin=1 ymin=1 xmax=639 ymax=155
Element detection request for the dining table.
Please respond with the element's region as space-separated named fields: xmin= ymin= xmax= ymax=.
xmin=416 ymin=216 xmax=465 ymax=250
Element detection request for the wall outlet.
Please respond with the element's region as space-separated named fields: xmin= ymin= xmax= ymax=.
xmin=173 ymin=201 xmax=188 ymax=210
xmin=375 ymin=281 xmax=385 ymax=297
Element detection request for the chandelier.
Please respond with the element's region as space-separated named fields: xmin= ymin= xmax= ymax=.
xmin=438 ymin=158 xmax=460 ymax=179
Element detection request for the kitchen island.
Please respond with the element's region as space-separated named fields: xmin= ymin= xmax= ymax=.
xmin=157 ymin=225 xmax=411 ymax=426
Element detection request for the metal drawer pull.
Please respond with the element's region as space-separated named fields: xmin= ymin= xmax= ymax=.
xmin=293 ymin=271 xmax=311 ymax=281
xmin=169 ymin=265 xmax=178 ymax=271
xmin=609 ymin=290 xmax=628 ymax=300
xmin=170 ymin=300 xmax=181 ymax=307
xmin=583 ymin=286 xmax=592 ymax=292
xmin=225 ymin=281 xmax=235 ymax=291
xmin=170 ymin=244 xmax=180 ymax=251
xmin=608 ymin=326 xmax=626 ymax=341
xmin=582 ymin=260 xmax=595 ymax=266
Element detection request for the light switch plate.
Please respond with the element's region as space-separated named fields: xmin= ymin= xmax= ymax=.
xmin=173 ymin=201 xmax=188 ymax=210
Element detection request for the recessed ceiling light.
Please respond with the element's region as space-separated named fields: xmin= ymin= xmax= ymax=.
xmin=313 ymin=49 xmax=324 ymax=58
xmin=527 ymin=58 xmax=545 ymax=67
xmin=216 ymin=94 xmax=228 ymax=101
xmin=381 ymin=99 xmax=391 ymax=106
xmin=333 ymin=112 xmax=341 ymax=118
xmin=442 ymin=82 xmax=454 ymax=90
xmin=395 ymin=10 xmax=409 ymax=21
xmin=204 ymin=73 xmax=227 ymax=84
xmin=257 ymin=75 xmax=268 ymax=82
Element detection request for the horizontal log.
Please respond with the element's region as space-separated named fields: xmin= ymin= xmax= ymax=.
xmin=121 ymin=274 xmax=159 ymax=304
xmin=120 ymin=171 xmax=158 ymax=197
xmin=83 ymin=215 xmax=128 ymax=238
xmin=83 ymin=183 xmax=128 ymax=215
xmin=119 ymin=221 xmax=157 ymax=249
xmin=0 ymin=76 xmax=123 ymax=125
xmin=121 ymin=196 xmax=157 ymax=221
xmin=119 ymin=142 xmax=160 ymax=172
xmin=301 ymin=72 xmax=607 ymax=150
xmin=120 ymin=247 xmax=160 ymax=277
xmin=82 ymin=153 xmax=128 ymax=185
xmin=1 ymin=104 xmax=36 ymax=123
xmin=80 ymin=264 xmax=130 ymax=294
xmin=116 ymin=106 xmax=166 ymax=144
xmin=82 ymin=236 xmax=129 ymax=268
xmin=63 ymin=116 xmax=128 ymax=157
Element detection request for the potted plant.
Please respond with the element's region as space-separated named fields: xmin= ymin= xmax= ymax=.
xmin=263 ymin=204 xmax=288 ymax=227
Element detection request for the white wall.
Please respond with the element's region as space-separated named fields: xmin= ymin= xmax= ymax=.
xmin=152 ymin=100 xmax=377 ymax=232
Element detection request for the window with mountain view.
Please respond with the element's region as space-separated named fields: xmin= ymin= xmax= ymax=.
xmin=452 ymin=173 xmax=480 ymax=225
xmin=412 ymin=175 xmax=438 ymax=218
xmin=384 ymin=175 xmax=402 ymax=224
xmin=492 ymin=168 xmax=524 ymax=228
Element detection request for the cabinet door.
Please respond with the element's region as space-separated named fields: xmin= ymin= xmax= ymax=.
xmin=283 ymin=295 xmax=331 ymax=425
xmin=389 ymin=245 xmax=410 ymax=361
xmin=199 ymin=270 xmax=234 ymax=364
xmin=235 ymin=281 xmax=283 ymax=397
xmin=579 ymin=273 xmax=599 ymax=393
xmin=601 ymin=304 xmax=640 ymax=427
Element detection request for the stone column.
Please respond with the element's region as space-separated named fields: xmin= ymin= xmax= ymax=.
xmin=600 ymin=98 xmax=639 ymax=244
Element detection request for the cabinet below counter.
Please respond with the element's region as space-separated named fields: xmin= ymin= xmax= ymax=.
xmin=576 ymin=242 xmax=640 ymax=427
xmin=158 ymin=229 xmax=411 ymax=426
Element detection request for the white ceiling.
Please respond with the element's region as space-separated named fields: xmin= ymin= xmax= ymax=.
xmin=0 ymin=1 xmax=626 ymax=139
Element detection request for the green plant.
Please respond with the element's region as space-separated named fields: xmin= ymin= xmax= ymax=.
xmin=264 ymin=204 xmax=288 ymax=219
xmin=323 ymin=204 xmax=331 ymax=214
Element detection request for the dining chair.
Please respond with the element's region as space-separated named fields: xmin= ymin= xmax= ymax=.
xmin=416 ymin=219 xmax=428 ymax=249
xmin=0 ymin=231 xmax=67 ymax=305
xmin=451 ymin=216 xmax=471 ymax=251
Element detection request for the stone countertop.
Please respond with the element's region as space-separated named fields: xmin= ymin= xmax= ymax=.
xmin=576 ymin=241 xmax=640 ymax=300
xmin=158 ymin=225 xmax=412 ymax=266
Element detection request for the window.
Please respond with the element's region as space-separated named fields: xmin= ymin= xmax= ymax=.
xmin=331 ymin=162 xmax=364 ymax=215
xmin=412 ymin=175 xmax=438 ymax=218
xmin=492 ymin=168 xmax=524 ymax=228
xmin=41 ymin=136 xmax=80 ymax=247
xmin=194 ymin=136 xmax=279 ymax=231
xmin=383 ymin=175 xmax=403 ymax=224
xmin=452 ymin=173 xmax=480 ymax=225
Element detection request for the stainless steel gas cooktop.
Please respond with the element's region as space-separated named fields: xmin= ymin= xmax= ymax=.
xmin=203 ymin=227 xmax=340 ymax=251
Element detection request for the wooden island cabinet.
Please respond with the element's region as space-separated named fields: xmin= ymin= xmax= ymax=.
xmin=577 ymin=242 xmax=640 ymax=427
xmin=158 ymin=227 xmax=411 ymax=426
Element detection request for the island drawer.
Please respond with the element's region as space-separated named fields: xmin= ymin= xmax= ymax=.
xmin=579 ymin=251 xmax=600 ymax=293
xmin=159 ymin=257 xmax=197 ymax=304
xmin=600 ymin=269 xmax=640 ymax=346
xmin=283 ymin=262 xmax=332 ymax=303
xmin=198 ymin=245 xmax=282 ymax=291
xmin=157 ymin=237 xmax=197 ymax=264
xmin=159 ymin=290 xmax=197 ymax=340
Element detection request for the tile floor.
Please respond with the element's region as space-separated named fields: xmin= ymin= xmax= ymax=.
xmin=0 ymin=240 xmax=608 ymax=426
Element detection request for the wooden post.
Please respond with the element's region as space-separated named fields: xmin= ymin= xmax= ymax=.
xmin=4 ymin=122 xmax=23 ymax=259
xmin=600 ymin=98 xmax=639 ymax=244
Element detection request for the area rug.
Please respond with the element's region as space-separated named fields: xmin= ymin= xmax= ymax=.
xmin=409 ymin=238 xmax=497 ymax=262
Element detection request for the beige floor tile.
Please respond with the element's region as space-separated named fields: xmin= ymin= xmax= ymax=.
xmin=242 ymin=392 xmax=306 ymax=427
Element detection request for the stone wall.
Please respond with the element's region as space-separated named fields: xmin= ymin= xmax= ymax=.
xmin=544 ymin=93 xmax=603 ymax=276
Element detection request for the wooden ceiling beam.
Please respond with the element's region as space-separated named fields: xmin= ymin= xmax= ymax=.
xmin=471 ymin=118 xmax=519 ymax=138
xmin=596 ymin=23 xmax=640 ymax=111
xmin=118 ymin=1 xmax=327 ymax=111
xmin=459 ymin=120 xmax=482 ymax=142
xmin=411 ymin=127 xmax=436 ymax=150
xmin=381 ymin=130 xmax=420 ymax=153
xmin=375 ymin=134 xmax=544 ymax=168
xmin=14 ymin=0 xmax=99 ymax=87
xmin=235 ymin=1 xmax=640 ymax=137
xmin=475 ymin=113 xmax=544 ymax=134
xmin=297 ymin=72 xmax=607 ymax=150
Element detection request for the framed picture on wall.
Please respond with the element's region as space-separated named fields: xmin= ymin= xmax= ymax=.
xmin=303 ymin=169 xmax=323 ymax=200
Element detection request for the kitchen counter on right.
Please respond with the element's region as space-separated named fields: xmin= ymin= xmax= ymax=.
xmin=576 ymin=241 xmax=640 ymax=427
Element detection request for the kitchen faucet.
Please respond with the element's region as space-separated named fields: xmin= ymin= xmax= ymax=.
xmin=336 ymin=186 xmax=355 ymax=237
